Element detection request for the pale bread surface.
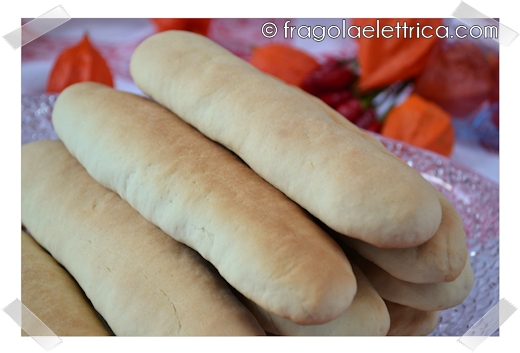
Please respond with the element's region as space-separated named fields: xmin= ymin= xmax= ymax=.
xmin=21 ymin=140 xmax=265 ymax=336
xmin=385 ymin=301 xmax=439 ymax=336
xmin=349 ymin=250 xmax=474 ymax=311
xmin=306 ymin=89 xmax=400 ymax=157
xmin=239 ymin=265 xmax=390 ymax=336
xmin=129 ymin=30 xmax=442 ymax=249
xmin=341 ymin=191 xmax=468 ymax=283
xmin=310 ymin=89 xmax=469 ymax=284
xmin=22 ymin=230 xmax=112 ymax=336
xmin=51 ymin=82 xmax=357 ymax=326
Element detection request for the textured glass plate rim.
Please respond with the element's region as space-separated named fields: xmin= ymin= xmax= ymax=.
xmin=22 ymin=93 xmax=499 ymax=336
xmin=373 ymin=134 xmax=499 ymax=336
xmin=375 ymin=132 xmax=499 ymax=186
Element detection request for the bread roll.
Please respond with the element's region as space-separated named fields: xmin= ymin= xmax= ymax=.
xmin=21 ymin=140 xmax=265 ymax=336
xmin=348 ymin=250 xmax=474 ymax=311
xmin=306 ymin=89 xmax=397 ymax=156
xmin=340 ymin=191 xmax=468 ymax=283
xmin=385 ymin=301 xmax=439 ymax=336
xmin=308 ymin=89 xmax=469 ymax=284
xmin=22 ymin=230 xmax=112 ymax=336
xmin=51 ymin=82 xmax=357 ymax=326
xmin=129 ymin=30 xmax=442 ymax=249
xmin=238 ymin=265 xmax=390 ymax=336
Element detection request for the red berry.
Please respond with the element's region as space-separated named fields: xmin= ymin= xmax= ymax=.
xmin=303 ymin=58 xmax=356 ymax=95
xmin=365 ymin=120 xmax=382 ymax=132
xmin=336 ymin=98 xmax=363 ymax=123
xmin=362 ymin=108 xmax=381 ymax=132
xmin=318 ymin=91 xmax=352 ymax=109
xmin=355 ymin=107 xmax=374 ymax=127
xmin=356 ymin=108 xmax=381 ymax=132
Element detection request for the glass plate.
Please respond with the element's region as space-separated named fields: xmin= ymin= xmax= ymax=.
xmin=22 ymin=94 xmax=499 ymax=336
xmin=376 ymin=135 xmax=499 ymax=336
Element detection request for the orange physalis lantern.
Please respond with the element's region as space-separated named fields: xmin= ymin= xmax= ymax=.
xmin=46 ymin=34 xmax=113 ymax=93
xmin=352 ymin=18 xmax=442 ymax=92
xmin=150 ymin=19 xmax=212 ymax=36
xmin=381 ymin=94 xmax=455 ymax=156
xmin=249 ymin=44 xmax=320 ymax=88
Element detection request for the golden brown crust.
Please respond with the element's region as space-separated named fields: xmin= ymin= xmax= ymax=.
xmin=129 ymin=30 xmax=442 ymax=249
xmin=21 ymin=140 xmax=265 ymax=336
xmin=385 ymin=301 xmax=439 ymax=336
xmin=21 ymin=230 xmax=112 ymax=336
xmin=51 ymin=82 xmax=357 ymax=326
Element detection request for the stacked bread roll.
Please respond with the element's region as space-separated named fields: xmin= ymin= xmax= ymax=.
xmin=22 ymin=140 xmax=265 ymax=336
xmin=306 ymin=91 xmax=474 ymax=334
xmin=20 ymin=30 xmax=473 ymax=336
xmin=21 ymin=229 xmax=112 ymax=336
xmin=129 ymin=31 xmax=474 ymax=334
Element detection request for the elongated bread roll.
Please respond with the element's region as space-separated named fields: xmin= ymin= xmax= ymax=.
xmin=385 ymin=301 xmax=439 ymax=336
xmin=305 ymin=89 xmax=397 ymax=156
xmin=51 ymin=82 xmax=357 ymax=326
xmin=349 ymin=250 xmax=474 ymax=311
xmin=340 ymin=191 xmax=468 ymax=283
xmin=238 ymin=265 xmax=390 ymax=336
xmin=307 ymin=89 xmax=469 ymax=283
xmin=129 ymin=30 xmax=442 ymax=249
xmin=22 ymin=230 xmax=112 ymax=336
xmin=21 ymin=140 xmax=265 ymax=336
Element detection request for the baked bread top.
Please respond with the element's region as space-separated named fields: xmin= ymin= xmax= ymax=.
xmin=130 ymin=30 xmax=442 ymax=249
xmin=51 ymin=83 xmax=357 ymax=325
